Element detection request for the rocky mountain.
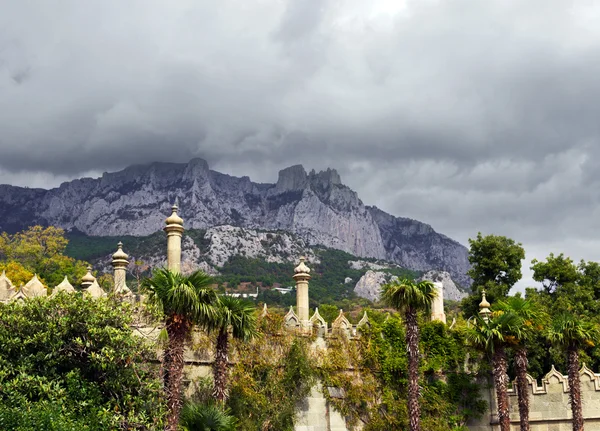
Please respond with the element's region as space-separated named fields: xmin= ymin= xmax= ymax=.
xmin=353 ymin=270 xmax=397 ymax=302
xmin=419 ymin=270 xmax=467 ymax=302
xmin=352 ymin=268 xmax=467 ymax=303
xmin=0 ymin=158 xmax=471 ymax=286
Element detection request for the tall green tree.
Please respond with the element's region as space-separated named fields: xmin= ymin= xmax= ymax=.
xmin=531 ymin=254 xmax=599 ymax=318
xmin=142 ymin=269 xmax=218 ymax=431
xmin=212 ymin=296 xmax=258 ymax=404
xmin=468 ymin=310 xmax=520 ymax=431
xmin=546 ymin=313 xmax=599 ymax=431
xmin=381 ymin=279 xmax=436 ymax=431
xmin=462 ymin=233 xmax=525 ymax=317
xmin=0 ymin=225 xmax=88 ymax=287
xmin=495 ymin=296 xmax=543 ymax=431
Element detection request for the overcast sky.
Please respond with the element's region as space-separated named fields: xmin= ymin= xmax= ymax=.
xmin=2 ymin=0 xmax=600 ymax=290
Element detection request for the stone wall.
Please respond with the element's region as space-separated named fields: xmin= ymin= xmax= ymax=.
xmin=467 ymin=365 xmax=600 ymax=430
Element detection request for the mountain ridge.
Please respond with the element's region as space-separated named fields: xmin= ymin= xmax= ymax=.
xmin=0 ymin=158 xmax=471 ymax=287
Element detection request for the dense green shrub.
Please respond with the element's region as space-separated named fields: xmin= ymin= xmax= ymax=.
xmin=0 ymin=294 xmax=166 ymax=430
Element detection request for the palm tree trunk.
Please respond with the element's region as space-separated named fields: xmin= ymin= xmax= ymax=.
xmin=405 ymin=307 xmax=421 ymax=431
xmin=492 ymin=345 xmax=511 ymax=431
xmin=213 ymin=328 xmax=229 ymax=404
xmin=568 ymin=346 xmax=584 ymax=431
xmin=162 ymin=343 xmax=172 ymax=391
xmin=515 ymin=346 xmax=530 ymax=431
xmin=165 ymin=314 xmax=190 ymax=431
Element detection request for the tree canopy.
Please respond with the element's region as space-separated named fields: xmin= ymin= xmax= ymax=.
xmin=462 ymin=233 xmax=525 ymax=317
xmin=0 ymin=226 xmax=89 ymax=287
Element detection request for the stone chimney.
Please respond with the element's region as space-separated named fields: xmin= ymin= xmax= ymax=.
xmin=293 ymin=257 xmax=311 ymax=326
xmin=164 ymin=204 xmax=184 ymax=273
xmin=431 ymin=281 xmax=446 ymax=323
xmin=112 ymin=242 xmax=129 ymax=294
xmin=479 ymin=290 xmax=491 ymax=322
xmin=81 ymin=266 xmax=96 ymax=289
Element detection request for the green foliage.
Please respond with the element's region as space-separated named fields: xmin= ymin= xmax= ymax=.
xmin=462 ymin=233 xmax=525 ymax=318
xmin=217 ymin=255 xmax=294 ymax=287
xmin=0 ymin=295 xmax=165 ymax=430
xmin=142 ymin=268 xmax=218 ymax=328
xmin=319 ymin=318 xmax=485 ymax=430
xmin=0 ymin=226 xmax=89 ymax=287
xmin=546 ymin=313 xmax=599 ymax=351
xmin=381 ymin=279 xmax=437 ymax=314
xmin=65 ymin=229 xmax=209 ymax=262
xmin=226 ymin=313 xmax=316 ymax=431
xmin=531 ymin=253 xmax=579 ymax=295
xmin=215 ymin=296 xmax=258 ymax=341
xmin=180 ymin=402 xmax=237 ymax=431
xmin=0 ymin=402 xmax=95 ymax=430
xmin=219 ymin=248 xmax=418 ymax=308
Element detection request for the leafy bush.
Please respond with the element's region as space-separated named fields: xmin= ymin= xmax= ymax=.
xmin=0 ymin=294 xmax=166 ymax=430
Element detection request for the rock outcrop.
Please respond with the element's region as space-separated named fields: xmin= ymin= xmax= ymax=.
xmin=368 ymin=206 xmax=471 ymax=288
xmin=353 ymin=270 xmax=397 ymax=302
xmin=0 ymin=158 xmax=471 ymax=286
xmin=419 ymin=270 xmax=467 ymax=301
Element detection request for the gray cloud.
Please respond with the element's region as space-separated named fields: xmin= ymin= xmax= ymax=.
xmin=2 ymin=0 xmax=600 ymax=289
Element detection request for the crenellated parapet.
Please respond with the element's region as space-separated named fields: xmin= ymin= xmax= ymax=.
xmin=468 ymin=364 xmax=600 ymax=430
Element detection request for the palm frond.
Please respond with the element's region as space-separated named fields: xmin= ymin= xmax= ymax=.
xmin=180 ymin=402 xmax=237 ymax=431
xmin=381 ymin=279 xmax=437 ymax=314
xmin=215 ymin=296 xmax=258 ymax=341
xmin=547 ymin=313 xmax=600 ymax=349
xmin=141 ymin=268 xmax=219 ymax=327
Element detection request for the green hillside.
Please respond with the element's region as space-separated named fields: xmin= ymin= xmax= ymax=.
xmin=65 ymin=230 xmax=419 ymax=308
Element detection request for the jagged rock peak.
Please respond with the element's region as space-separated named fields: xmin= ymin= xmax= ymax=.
xmin=183 ymin=158 xmax=210 ymax=182
xmin=309 ymin=168 xmax=342 ymax=188
xmin=275 ymin=165 xmax=344 ymax=194
xmin=275 ymin=165 xmax=308 ymax=192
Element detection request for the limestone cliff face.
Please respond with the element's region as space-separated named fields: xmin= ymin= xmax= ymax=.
xmin=368 ymin=206 xmax=472 ymax=288
xmin=0 ymin=158 xmax=470 ymax=285
xmin=419 ymin=270 xmax=468 ymax=301
xmin=354 ymin=269 xmax=467 ymax=302
xmin=353 ymin=270 xmax=397 ymax=302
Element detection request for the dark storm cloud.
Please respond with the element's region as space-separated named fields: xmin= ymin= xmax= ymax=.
xmin=2 ymin=0 xmax=600 ymax=288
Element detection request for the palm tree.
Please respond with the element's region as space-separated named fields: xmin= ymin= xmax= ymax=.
xmin=495 ymin=297 xmax=541 ymax=431
xmin=212 ymin=296 xmax=258 ymax=404
xmin=180 ymin=402 xmax=237 ymax=431
xmin=381 ymin=279 xmax=436 ymax=431
xmin=142 ymin=268 xmax=218 ymax=431
xmin=468 ymin=310 xmax=519 ymax=431
xmin=547 ymin=313 xmax=599 ymax=431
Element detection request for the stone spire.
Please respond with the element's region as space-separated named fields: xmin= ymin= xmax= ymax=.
xmin=430 ymin=281 xmax=446 ymax=324
xmin=164 ymin=204 xmax=184 ymax=273
xmin=112 ymin=241 xmax=130 ymax=295
xmin=293 ymin=256 xmax=311 ymax=326
xmin=51 ymin=276 xmax=75 ymax=296
xmin=0 ymin=270 xmax=15 ymax=303
xmin=81 ymin=266 xmax=96 ymax=289
xmin=479 ymin=290 xmax=491 ymax=322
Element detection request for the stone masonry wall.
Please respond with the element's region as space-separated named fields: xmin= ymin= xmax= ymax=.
xmin=467 ymin=366 xmax=600 ymax=430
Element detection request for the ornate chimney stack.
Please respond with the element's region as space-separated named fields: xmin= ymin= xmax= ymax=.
xmin=81 ymin=266 xmax=96 ymax=289
xmin=431 ymin=281 xmax=446 ymax=323
xmin=479 ymin=290 xmax=491 ymax=322
xmin=112 ymin=242 xmax=129 ymax=294
xmin=164 ymin=204 xmax=184 ymax=273
xmin=293 ymin=257 xmax=311 ymax=325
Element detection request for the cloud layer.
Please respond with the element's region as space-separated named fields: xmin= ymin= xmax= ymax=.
xmin=2 ymin=0 xmax=600 ymax=288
